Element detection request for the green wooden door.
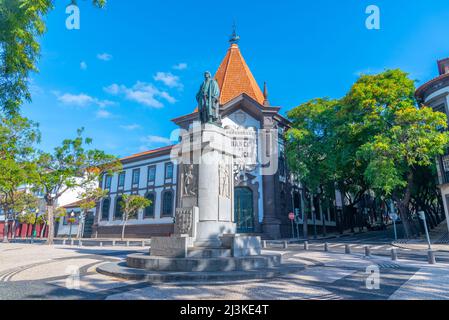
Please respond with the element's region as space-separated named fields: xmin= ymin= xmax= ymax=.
xmin=234 ymin=187 xmax=254 ymax=233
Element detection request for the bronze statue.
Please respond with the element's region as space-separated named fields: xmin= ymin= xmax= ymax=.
xmin=196 ymin=71 xmax=220 ymax=124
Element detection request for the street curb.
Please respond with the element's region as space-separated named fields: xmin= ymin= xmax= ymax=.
xmin=391 ymin=241 xmax=449 ymax=253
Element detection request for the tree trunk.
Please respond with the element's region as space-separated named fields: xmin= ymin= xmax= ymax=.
xmin=40 ymin=222 xmax=46 ymax=238
xmin=311 ymin=193 xmax=317 ymax=239
xmin=318 ymin=196 xmax=326 ymax=237
xmin=3 ymin=213 xmax=9 ymax=243
xmin=121 ymin=215 xmax=128 ymax=240
xmin=396 ymin=172 xmax=414 ymax=239
xmin=46 ymin=205 xmax=55 ymax=245
xmin=10 ymin=217 xmax=16 ymax=239
xmin=301 ymin=191 xmax=308 ymax=239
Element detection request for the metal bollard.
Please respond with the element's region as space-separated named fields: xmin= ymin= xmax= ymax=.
xmin=345 ymin=244 xmax=351 ymax=254
xmin=141 ymin=241 xmax=145 ymax=247
xmin=428 ymin=250 xmax=436 ymax=264
xmin=99 ymin=242 xmax=103 ymax=247
xmin=126 ymin=241 xmax=130 ymax=247
xmin=70 ymin=239 xmax=74 ymax=246
xmin=283 ymin=241 xmax=288 ymax=249
xmin=262 ymin=240 xmax=267 ymax=249
xmin=324 ymin=242 xmax=329 ymax=252
xmin=112 ymin=240 xmax=116 ymax=246
xmin=365 ymin=246 xmax=371 ymax=257
xmin=304 ymin=241 xmax=309 ymax=251
xmin=62 ymin=239 xmax=66 ymax=245
xmin=78 ymin=240 xmax=82 ymax=247
xmin=391 ymin=248 xmax=398 ymax=261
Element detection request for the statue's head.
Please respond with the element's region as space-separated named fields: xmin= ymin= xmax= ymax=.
xmin=204 ymin=71 xmax=212 ymax=79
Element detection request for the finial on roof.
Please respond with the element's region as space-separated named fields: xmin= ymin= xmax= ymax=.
xmin=229 ymin=21 xmax=240 ymax=45
xmin=263 ymin=82 xmax=270 ymax=107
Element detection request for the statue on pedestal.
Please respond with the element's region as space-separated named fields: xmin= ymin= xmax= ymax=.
xmin=196 ymin=71 xmax=220 ymax=124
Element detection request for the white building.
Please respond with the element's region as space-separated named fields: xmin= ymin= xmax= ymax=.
xmin=93 ymin=37 xmax=337 ymax=239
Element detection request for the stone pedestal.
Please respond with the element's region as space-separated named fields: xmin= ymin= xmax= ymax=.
xmin=177 ymin=123 xmax=237 ymax=247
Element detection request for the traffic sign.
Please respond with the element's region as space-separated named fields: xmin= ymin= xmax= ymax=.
xmin=288 ymin=212 xmax=295 ymax=221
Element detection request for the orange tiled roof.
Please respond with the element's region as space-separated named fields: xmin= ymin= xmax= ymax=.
xmin=194 ymin=43 xmax=265 ymax=112
xmin=215 ymin=43 xmax=265 ymax=105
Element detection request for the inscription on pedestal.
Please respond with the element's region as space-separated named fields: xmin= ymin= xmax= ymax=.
xmin=150 ymin=236 xmax=188 ymax=258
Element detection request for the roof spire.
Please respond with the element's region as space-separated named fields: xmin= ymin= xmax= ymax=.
xmin=229 ymin=21 xmax=240 ymax=45
xmin=263 ymin=82 xmax=270 ymax=107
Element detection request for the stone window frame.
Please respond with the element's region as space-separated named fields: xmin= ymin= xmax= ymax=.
xmin=147 ymin=165 xmax=156 ymax=185
xmin=164 ymin=162 xmax=174 ymax=180
xmin=117 ymin=171 xmax=126 ymax=190
xmin=143 ymin=192 xmax=156 ymax=219
xmin=161 ymin=189 xmax=175 ymax=217
xmin=100 ymin=198 xmax=111 ymax=221
xmin=104 ymin=174 xmax=112 ymax=190
xmin=132 ymin=168 xmax=140 ymax=188
xmin=113 ymin=195 xmax=124 ymax=220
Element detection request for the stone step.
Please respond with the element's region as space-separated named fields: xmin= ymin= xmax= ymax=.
xmin=187 ymin=247 xmax=232 ymax=258
xmin=126 ymin=253 xmax=282 ymax=272
xmin=96 ymin=261 xmax=306 ymax=283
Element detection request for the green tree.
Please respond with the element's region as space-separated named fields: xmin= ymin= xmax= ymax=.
xmin=286 ymin=98 xmax=339 ymax=238
xmin=0 ymin=115 xmax=39 ymax=241
xmin=119 ymin=194 xmax=151 ymax=240
xmin=358 ymin=104 xmax=449 ymax=237
xmin=0 ymin=0 xmax=106 ymax=116
xmin=34 ymin=128 xmax=121 ymax=245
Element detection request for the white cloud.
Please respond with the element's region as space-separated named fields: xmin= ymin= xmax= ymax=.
xmin=96 ymin=109 xmax=113 ymax=118
xmin=97 ymin=53 xmax=113 ymax=61
xmin=80 ymin=61 xmax=87 ymax=70
xmin=104 ymin=83 xmax=120 ymax=95
xmin=120 ymin=124 xmax=141 ymax=131
xmin=56 ymin=92 xmax=115 ymax=108
xmin=104 ymin=82 xmax=176 ymax=108
xmin=141 ymin=135 xmax=172 ymax=146
xmin=153 ymin=72 xmax=183 ymax=89
xmin=172 ymin=63 xmax=187 ymax=70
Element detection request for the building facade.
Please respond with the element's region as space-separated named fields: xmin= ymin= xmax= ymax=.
xmin=93 ymin=40 xmax=337 ymax=239
xmin=416 ymin=57 xmax=449 ymax=232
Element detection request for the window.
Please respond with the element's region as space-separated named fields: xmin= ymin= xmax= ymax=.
xmin=165 ymin=162 xmax=174 ymax=179
xmin=114 ymin=196 xmax=124 ymax=220
xmin=101 ymin=198 xmax=111 ymax=220
xmin=144 ymin=193 xmax=155 ymax=218
xmin=104 ymin=175 xmax=112 ymax=190
xmin=161 ymin=190 xmax=174 ymax=216
xmin=118 ymin=172 xmax=125 ymax=188
xmin=148 ymin=166 xmax=156 ymax=183
xmin=132 ymin=169 xmax=140 ymax=186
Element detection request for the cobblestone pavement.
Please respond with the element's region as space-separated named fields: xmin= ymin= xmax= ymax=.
xmin=0 ymin=243 xmax=448 ymax=300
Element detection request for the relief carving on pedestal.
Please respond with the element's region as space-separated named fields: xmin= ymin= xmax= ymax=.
xmin=219 ymin=163 xmax=231 ymax=198
xmin=181 ymin=164 xmax=197 ymax=197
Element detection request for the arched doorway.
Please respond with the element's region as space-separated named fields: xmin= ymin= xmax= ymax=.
xmin=234 ymin=187 xmax=254 ymax=233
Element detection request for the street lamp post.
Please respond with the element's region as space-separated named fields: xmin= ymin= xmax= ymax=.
xmin=418 ymin=210 xmax=432 ymax=250
xmin=68 ymin=210 xmax=75 ymax=241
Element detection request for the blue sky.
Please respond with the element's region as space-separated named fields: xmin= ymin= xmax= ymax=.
xmin=25 ymin=0 xmax=449 ymax=157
